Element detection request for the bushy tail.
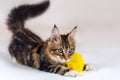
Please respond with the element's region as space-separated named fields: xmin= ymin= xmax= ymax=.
xmin=7 ymin=0 xmax=50 ymax=33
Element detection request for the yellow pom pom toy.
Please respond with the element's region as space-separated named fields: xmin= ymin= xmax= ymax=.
xmin=64 ymin=52 xmax=85 ymax=72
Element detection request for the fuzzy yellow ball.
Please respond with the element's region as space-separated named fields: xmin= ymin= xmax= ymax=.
xmin=64 ymin=52 xmax=85 ymax=72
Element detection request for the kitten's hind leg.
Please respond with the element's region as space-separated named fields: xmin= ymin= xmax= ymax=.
xmin=83 ymin=64 xmax=95 ymax=71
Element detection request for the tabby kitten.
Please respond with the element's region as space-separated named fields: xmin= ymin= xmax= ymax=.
xmin=7 ymin=0 xmax=93 ymax=77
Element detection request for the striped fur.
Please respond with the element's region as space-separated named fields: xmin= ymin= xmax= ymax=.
xmin=9 ymin=27 xmax=73 ymax=75
xmin=7 ymin=0 xmax=92 ymax=77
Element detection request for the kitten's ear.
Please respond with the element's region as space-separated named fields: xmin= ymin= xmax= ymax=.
xmin=68 ymin=26 xmax=77 ymax=42
xmin=50 ymin=25 xmax=61 ymax=44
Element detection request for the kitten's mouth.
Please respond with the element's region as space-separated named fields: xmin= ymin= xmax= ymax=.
xmin=57 ymin=56 xmax=71 ymax=63
xmin=50 ymin=56 xmax=70 ymax=64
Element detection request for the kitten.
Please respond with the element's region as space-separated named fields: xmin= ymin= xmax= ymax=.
xmin=7 ymin=0 xmax=93 ymax=77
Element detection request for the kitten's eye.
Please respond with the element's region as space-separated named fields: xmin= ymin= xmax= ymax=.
xmin=58 ymin=48 xmax=63 ymax=53
xmin=69 ymin=48 xmax=74 ymax=54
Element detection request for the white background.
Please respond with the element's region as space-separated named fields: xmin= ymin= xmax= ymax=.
xmin=0 ymin=0 xmax=120 ymax=80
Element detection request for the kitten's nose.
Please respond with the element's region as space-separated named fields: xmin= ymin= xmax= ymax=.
xmin=63 ymin=54 xmax=69 ymax=60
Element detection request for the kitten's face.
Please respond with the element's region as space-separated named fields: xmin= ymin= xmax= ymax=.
xmin=46 ymin=25 xmax=77 ymax=64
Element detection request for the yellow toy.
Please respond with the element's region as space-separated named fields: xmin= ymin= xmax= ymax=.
xmin=64 ymin=52 xmax=85 ymax=72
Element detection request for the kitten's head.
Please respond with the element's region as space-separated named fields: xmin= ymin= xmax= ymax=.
xmin=45 ymin=25 xmax=77 ymax=64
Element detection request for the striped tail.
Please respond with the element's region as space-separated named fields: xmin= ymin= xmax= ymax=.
xmin=7 ymin=0 xmax=50 ymax=33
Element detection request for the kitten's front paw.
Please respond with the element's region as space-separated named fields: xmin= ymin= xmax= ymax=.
xmin=12 ymin=57 xmax=17 ymax=63
xmin=64 ymin=70 xmax=80 ymax=77
xmin=84 ymin=64 xmax=95 ymax=71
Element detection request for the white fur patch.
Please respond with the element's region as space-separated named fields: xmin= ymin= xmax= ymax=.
xmin=64 ymin=70 xmax=80 ymax=77
xmin=85 ymin=64 xmax=95 ymax=71
xmin=51 ymin=56 xmax=67 ymax=63
xmin=12 ymin=57 xmax=17 ymax=63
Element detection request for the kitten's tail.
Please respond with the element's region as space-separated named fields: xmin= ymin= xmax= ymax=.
xmin=7 ymin=0 xmax=50 ymax=33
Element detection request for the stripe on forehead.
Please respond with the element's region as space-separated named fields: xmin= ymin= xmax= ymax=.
xmin=61 ymin=35 xmax=70 ymax=49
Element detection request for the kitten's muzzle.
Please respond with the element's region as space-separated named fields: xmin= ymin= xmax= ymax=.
xmin=63 ymin=53 xmax=69 ymax=60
